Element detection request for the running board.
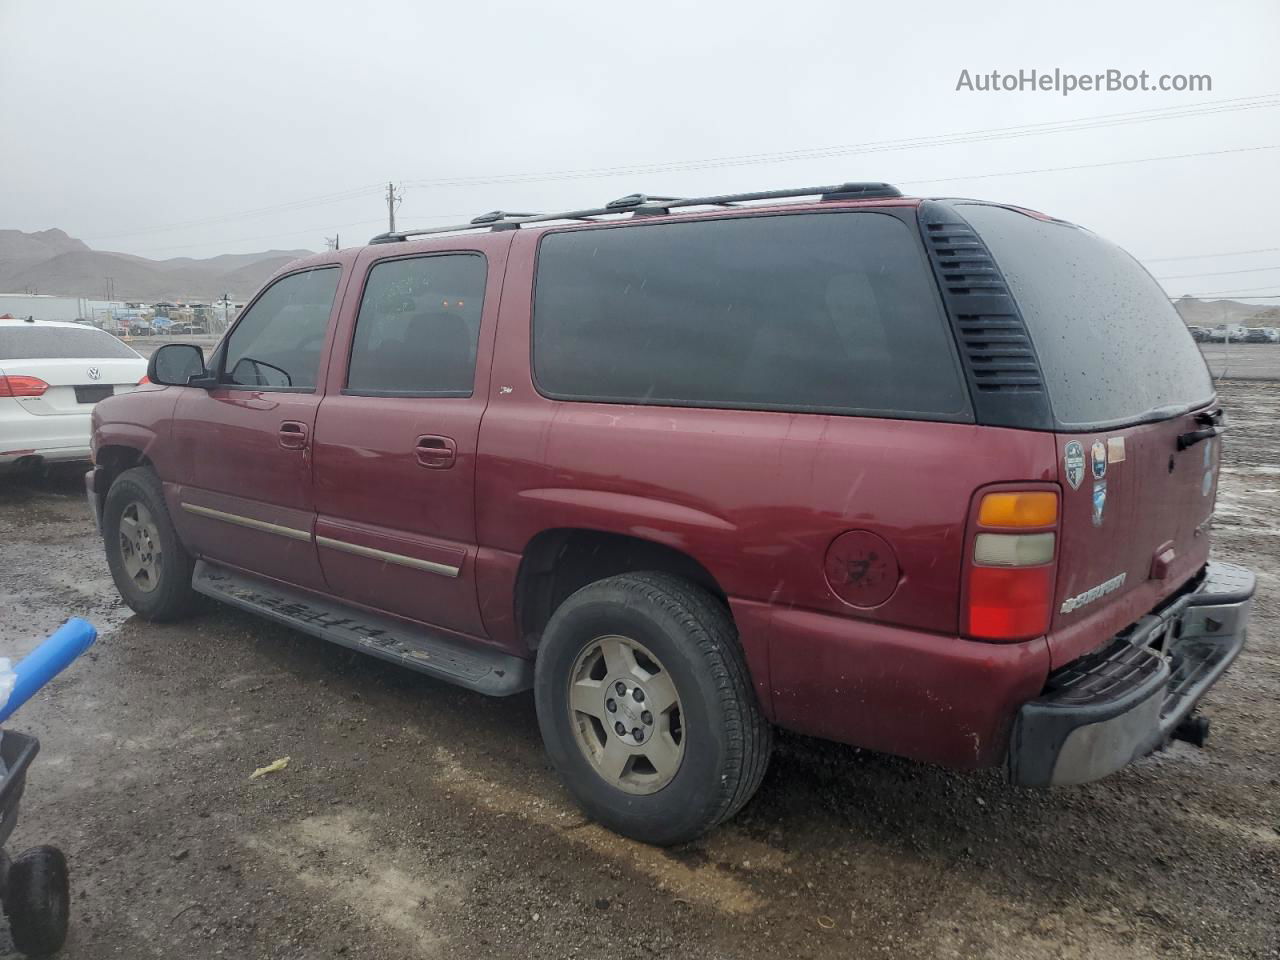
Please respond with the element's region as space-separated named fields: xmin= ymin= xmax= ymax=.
xmin=191 ymin=560 xmax=532 ymax=696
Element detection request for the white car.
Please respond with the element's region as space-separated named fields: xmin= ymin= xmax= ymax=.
xmin=0 ymin=319 xmax=148 ymax=471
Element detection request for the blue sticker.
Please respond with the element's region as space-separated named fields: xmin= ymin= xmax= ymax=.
xmin=1091 ymin=440 xmax=1107 ymax=480
xmin=1092 ymin=479 xmax=1107 ymax=527
xmin=1064 ymin=441 xmax=1085 ymax=490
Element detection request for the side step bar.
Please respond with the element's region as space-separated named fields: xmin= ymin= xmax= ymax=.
xmin=191 ymin=560 xmax=532 ymax=696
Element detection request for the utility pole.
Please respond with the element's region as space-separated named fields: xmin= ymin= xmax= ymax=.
xmin=105 ymin=276 xmax=115 ymax=302
xmin=217 ymin=292 xmax=233 ymax=333
xmin=386 ymin=182 xmax=402 ymax=233
xmin=1221 ymin=300 xmax=1230 ymax=380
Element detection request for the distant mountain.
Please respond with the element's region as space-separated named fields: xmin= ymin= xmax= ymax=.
xmin=0 ymin=229 xmax=314 ymax=302
xmin=0 ymin=228 xmax=90 ymax=264
xmin=1174 ymin=296 xmax=1280 ymax=327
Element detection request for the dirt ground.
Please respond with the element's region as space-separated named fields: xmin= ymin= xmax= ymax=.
xmin=0 ymin=381 xmax=1276 ymax=960
xmin=1200 ymin=343 xmax=1280 ymax=381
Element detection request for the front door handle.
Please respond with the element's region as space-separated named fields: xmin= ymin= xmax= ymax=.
xmin=279 ymin=420 xmax=308 ymax=450
xmin=416 ymin=435 xmax=457 ymax=469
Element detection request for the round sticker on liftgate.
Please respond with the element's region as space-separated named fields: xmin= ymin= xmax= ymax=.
xmin=1064 ymin=441 xmax=1085 ymax=490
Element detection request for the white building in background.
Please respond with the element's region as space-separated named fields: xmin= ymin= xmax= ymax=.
xmin=0 ymin=293 xmax=127 ymax=323
xmin=0 ymin=293 xmax=82 ymax=321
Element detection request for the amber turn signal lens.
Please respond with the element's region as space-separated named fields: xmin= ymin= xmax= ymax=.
xmin=978 ymin=491 xmax=1058 ymax=528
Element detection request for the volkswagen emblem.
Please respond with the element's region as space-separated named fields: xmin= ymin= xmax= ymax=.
xmin=87 ymin=367 xmax=101 ymax=381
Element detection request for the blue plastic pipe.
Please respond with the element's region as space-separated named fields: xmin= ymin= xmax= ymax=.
xmin=0 ymin=617 xmax=97 ymax=724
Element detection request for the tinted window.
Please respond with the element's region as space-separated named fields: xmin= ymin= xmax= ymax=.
xmin=222 ymin=267 xmax=340 ymax=389
xmin=533 ymin=213 xmax=969 ymax=418
xmin=347 ymin=254 xmax=486 ymax=396
xmin=0 ymin=326 xmax=138 ymax=360
xmin=960 ymin=204 xmax=1214 ymax=428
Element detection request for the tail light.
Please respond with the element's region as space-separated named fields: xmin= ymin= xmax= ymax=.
xmin=965 ymin=489 xmax=1059 ymax=641
xmin=0 ymin=375 xmax=49 ymax=398
xmin=137 ymin=375 xmax=151 ymax=385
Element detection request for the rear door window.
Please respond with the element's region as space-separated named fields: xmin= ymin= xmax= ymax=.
xmin=222 ymin=267 xmax=340 ymax=390
xmin=958 ymin=203 xmax=1214 ymax=428
xmin=0 ymin=326 xmax=138 ymax=360
xmin=346 ymin=254 xmax=486 ymax=396
xmin=532 ymin=212 xmax=971 ymax=420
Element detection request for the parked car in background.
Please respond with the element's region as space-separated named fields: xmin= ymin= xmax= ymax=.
xmin=1 ymin=319 xmax=147 ymax=472
xmin=89 ymin=182 xmax=1253 ymax=845
xmin=1244 ymin=327 xmax=1278 ymax=343
xmin=1187 ymin=325 xmax=1210 ymax=342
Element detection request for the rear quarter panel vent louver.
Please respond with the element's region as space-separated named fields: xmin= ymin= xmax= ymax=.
xmin=918 ymin=200 xmax=1054 ymax=430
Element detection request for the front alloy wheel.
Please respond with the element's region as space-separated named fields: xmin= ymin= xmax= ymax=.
xmin=117 ymin=500 xmax=163 ymax=593
xmin=102 ymin=466 xmax=197 ymax=621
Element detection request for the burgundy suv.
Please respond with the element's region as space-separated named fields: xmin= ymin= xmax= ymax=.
xmin=88 ymin=182 xmax=1254 ymax=845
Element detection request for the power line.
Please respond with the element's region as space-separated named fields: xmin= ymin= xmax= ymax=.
xmin=400 ymin=94 xmax=1280 ymax=189
xmin=1156 ymin=263 xmax=1280 ymax=280
xmin=1172 ymin=283 xmax=1280 ymax=296
xmin=1145 ymin=245 xmax=1280 ymax=263
xmin=78 ymin=92 xmax=1279 ymax=243
xmin=902 ymin=143 xmax=1278 ymax=188
xmin=85 ymin=182 xmax=387 ymax=242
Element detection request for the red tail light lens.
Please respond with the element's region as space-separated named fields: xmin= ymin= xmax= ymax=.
xmin=964 ymin=488 xmax=1059 ymax=642
xmin=967 ymin=565 xmax=1055 ymax=640
xmin=137 ymin=375 xmax=151 ymax=385
xmin=0 ymin=375 xmax=49 ymax=398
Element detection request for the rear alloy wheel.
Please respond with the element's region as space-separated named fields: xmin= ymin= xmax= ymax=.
xmin=103 ymin=467 xmax=197 ymax=621
xmin=535 ymin=572 xmax=772 ymax=845
xmin=567 ymin=635 xmax=685 ymax=795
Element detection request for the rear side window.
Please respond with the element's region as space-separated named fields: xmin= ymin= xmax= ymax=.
xmin=346 ymin=254 xmax=486 ymax=396
xmin=959 ymin=204 xmax=1214 ymax=428
xmin=532 ymin=212 xmax=970 ymax=419
xmin=0 ymin=326 xmax=138 ymax=360
xmin=222 ymin=267 xmax=340 ymax=390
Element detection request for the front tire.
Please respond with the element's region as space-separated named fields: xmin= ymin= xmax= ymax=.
xmin=534 ymin=572 xmax=772 ymax=845
xmin=102 ymin=467 xmax=196 ymax=621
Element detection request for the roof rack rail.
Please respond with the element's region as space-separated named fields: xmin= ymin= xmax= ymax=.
xmin=368 ymin=181 xmax=902 ymax=243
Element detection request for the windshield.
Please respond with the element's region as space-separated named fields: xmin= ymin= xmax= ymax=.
xmin=959 ymin=203 xmax=1214 ymax=428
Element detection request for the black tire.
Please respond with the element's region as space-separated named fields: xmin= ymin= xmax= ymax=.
xmin=534 ymin=572 xmax=772 ymax=845
xmin=102 ymin=466 xmax=196 ymax=621
xmin=4 ymin=846 xmax=69 ymax=957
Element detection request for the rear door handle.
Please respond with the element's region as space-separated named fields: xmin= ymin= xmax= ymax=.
xmin=279 ymin=420 xmax=308 ymax=450
xmin=416 ymin=435 xmax=457 ymax=469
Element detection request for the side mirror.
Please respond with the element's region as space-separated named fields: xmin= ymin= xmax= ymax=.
xmin=148 ymin=343 xmax=208 ymax=387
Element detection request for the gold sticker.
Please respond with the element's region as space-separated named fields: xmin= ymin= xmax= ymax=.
xmin=1107 ymin=436 xmax=1126 ymax=463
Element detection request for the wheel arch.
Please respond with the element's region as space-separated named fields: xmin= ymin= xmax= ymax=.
xmin=92 ymin=444 xmax=154 ymax=515
xmin=514 ymin=527 xmax=729 ymax=652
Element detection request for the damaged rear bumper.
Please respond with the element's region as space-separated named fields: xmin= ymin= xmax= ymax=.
xmin=1009 ymin=561 xmax=1254 ymax=787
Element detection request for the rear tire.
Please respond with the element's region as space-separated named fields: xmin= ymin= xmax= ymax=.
xmin=534 ymin=572 xmax=772 ymax=845
xmin=4 ymin=845 xmax=69 ymax=957
xmin=103 ymin=466 xmax=196 ymax=621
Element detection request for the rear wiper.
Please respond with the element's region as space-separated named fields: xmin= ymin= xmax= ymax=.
xmin=1177 ymin=407 xmax=1226 ymax=451
xmin=1135 ymin=403 xmax=1189 ymax=424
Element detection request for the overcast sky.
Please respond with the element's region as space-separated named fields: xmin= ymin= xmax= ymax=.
xmin=2 ymin=0 xmax=1278 ymax=298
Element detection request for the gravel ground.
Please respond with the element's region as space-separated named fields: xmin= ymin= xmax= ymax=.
xmin=0 ymin=380 xmax=1276 ymax=960
xmin=1200 ymin=343 xmax=1280 ymax=380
